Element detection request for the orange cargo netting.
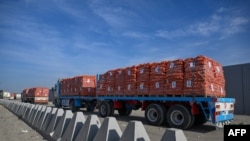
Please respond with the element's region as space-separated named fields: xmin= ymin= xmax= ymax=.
xmin=27 ymin=87 xmax=49 ymax=97
xmin=114 ymin=68 xmax=125 ymax=95
xmin=95 ymin=55 xmax=226 ymax=97
xmin=105 ymin=70 xmax=116 ymax=95
xmin=183 ymin=55 xmax=225 ymax=97
xmin=60 ymin=75 xmax=96 ymax=96
xmin=96 ymin=74 xmax=106 ymax=96
xmin=22 ymin=88 xmax=30 ymax=96
xmin=123 ymin=66 xmax=137 ymax=95
xmin=213 ymin=61 xmax=226 ymax=97
xmin=136 ymin=63 xmax=150 ymax=95
xmin=149 ymin=61 xmax=167 ymax=95
xmin=164 ymin=59 xmax=184 ymax=95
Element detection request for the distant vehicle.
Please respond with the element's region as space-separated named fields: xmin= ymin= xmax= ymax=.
xmin=0 ymin=90 xmax=11 ymax=99
xmin=21 ymin=87 xmax=49 ymax=104
xmin=14 ymin=93 xmax=22 ymax=100
xmin=9 ymin=93 xmax=15 ymax=100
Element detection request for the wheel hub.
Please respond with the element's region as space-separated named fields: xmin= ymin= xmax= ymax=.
xmin=147 ymin=109 xmax=158 ymax=122
xmin=171 ymin=110 xmax=184 ymax=125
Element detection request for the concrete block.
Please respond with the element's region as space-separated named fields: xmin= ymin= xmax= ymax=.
xmin=120 ymin=121 xmax=150 ymax=141
xmin=34 ymin=106 xmax=49 ymax=129
xmin=61 ymin=112 xmax=86 ymax=141
xmin=75 ymin=115 xmax=101 ymax=141
xmin=14 ymin=102 xmax=22 ymax=114
xmin=30 ymin=105 xmax=43 ymax=126
xmin=16 ymin=103 xmax=27 ymax=117
xmin=20 ymin=103 xmax=31 ymax=120
xmin=51 ymin=110 xmax=73 ymax=141
xmin=39 ymin=107 xmax=57 ymax=139
xmin=12 ymin=102 xmax=20 ymax=114
xmin=8 ymin=101 xmax=14 ymax=111
xmin=27 ymin=105 xmax=39 ymax=124
xmin=8 ymin=101 xmax=13 ymax=111
xmin=44 ymin=108 xmax=63 ymax=135
xmin=93 ymin=117 xmax=122 ymax=141
xmin=23 ymin=104 xmax=35 ymax=122
xmin=160 ymin=128 xmax=187 ymax=141
xmin=32 ymin=105 xmax=46 ymax=126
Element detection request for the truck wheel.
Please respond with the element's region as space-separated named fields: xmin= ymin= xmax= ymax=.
xmin=99 ymin=102 xmax=111 ymax=117
xmin=87 ymin=102 xmax=95 ymax=112
xmin=70 ymin=100 xmax=77 ymax=112
xmin=118 ymin=108 xmax=132 ymax=116
xmin=145 ymin=104 xmax=166 ymax=126
xmin=167 ymin=104 xmax=194 ymax=129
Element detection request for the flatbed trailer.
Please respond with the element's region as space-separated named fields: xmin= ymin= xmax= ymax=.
xmin=53 ymin=56 xmax=236 ymax=129
xmin=54 ymin=86 xmax=235 ymax=129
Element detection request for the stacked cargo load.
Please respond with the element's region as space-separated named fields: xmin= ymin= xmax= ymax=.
xmin=60 ymin=75 xmax=96 ymax=96
xmin=30 ymin=87 xmax=49 ymax=97
xmin=60 ymin=78 xmax=71 ymax=95
xmin=123 ymin=65 xmax=137 ymax=95
xmin=183 ymin=55 xmax=225 ymax=97
xmin=184 ymin=56 xmax=214 ymax=96
xmin=213 ymin=61 xmax=226 ymax=97
xmin=136 ymin=63 xmax=151 ymax=95
xmin=114 ymin=68 xmax=125 ymax=95
xmin=27 ymin=87 xmax=49 ymax=104
xmin=149 ymin=61 xmax=167 ymax=95
xmin=95 ymin=55 xmax=225 ymax=97
xmin=105 ymin=70 xmax=116 ymax=95
xmin=165 ymin=59 xmax=184 ymax=95
xmin=96 ymin=74 xmax=106 ymax=96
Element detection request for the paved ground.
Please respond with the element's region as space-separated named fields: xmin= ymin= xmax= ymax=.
xmin=0 ymin=104 xmax=249 ymax=141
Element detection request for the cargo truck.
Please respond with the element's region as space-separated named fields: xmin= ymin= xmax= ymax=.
xmin=21 ymin=87 xmax=49 ymax=104
xmin=0 ymin=90 xmax=11 ymax=99
xmin=52 ymin=55 xmax=235 ymax=129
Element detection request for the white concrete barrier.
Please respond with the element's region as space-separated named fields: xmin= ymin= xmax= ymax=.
xmin=93 ymin=117 xmax=122 ymax=141
xmin=75 ymin=115 xmax=101 ymax=141
xmin=61 ymin=111 xmax=86 ymax=141
xmin=0 ymin=100 xmax=189 ymax=141
xmin=120 ymin=121 xmax=150 ymax=141
xmin=40 ymin=107 xmax=58 ymax=133
xmin=160 ymin=128 xmax=187 ymax=141
xmin=23 ymin=104 xmax=35 ymax=123
xmin=51 ymin=110 xmax=73 ymax=141
xmin=33 ymin=106 xmax=47 ymax=129
xmin=31 ymin=105 xmax=43 ymax=126
xmin=45 ymin=108 xmax=64 ymax=136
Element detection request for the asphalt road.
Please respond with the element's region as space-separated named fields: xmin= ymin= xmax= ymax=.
xmin=0 ymin=104 xmax=250 ymax=141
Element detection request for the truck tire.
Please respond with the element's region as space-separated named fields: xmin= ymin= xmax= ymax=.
xmin=86 ymin=102 xmax=95 ymax=112
xmin=70 ymin=100 xmax=78 ymax=112
xmin=99 ymin=101 xmax=112 ymax=117
xmin=167 ymin=104 xmax=194 ymax=129
xmin=145 ymin=104 xmax=166 ymax=126
xmin=118 ymin=108 xmax=132 ymax=116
